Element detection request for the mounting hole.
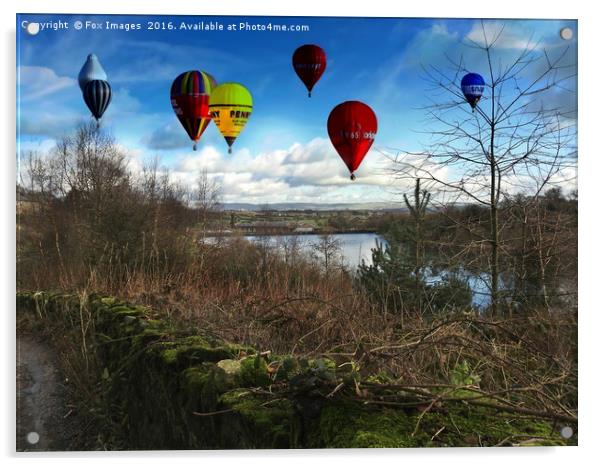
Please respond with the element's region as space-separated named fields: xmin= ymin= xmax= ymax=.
xmin=26 ymin=22 xmax=40 ymax=35
xmin=26 ymin=431 xmax=40 ymax=444
xmin=560 ymin=28 xmax=573 ymax=41
xmin=560 ymin=426 xmax=573 ymax=439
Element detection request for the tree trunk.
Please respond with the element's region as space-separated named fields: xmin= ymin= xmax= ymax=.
xmin=490 ymin=196 xmax=499 ymax=316
xmin=415 ymin=191 xmax=422 ymax=314
xmin=489 ymin=120 xmax=499 ymax=317
xmin=536 ymin=202 xmax=551 ymax=313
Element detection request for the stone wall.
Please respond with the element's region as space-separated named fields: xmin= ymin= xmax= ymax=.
xmin=16 ymin=292 xmax=567 ymax=449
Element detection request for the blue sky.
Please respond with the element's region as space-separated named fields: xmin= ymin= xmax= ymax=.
xmin=16 ymin=14 xmax=577 ymax=204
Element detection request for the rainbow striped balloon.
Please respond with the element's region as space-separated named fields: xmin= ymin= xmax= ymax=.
xmin=170 ymin=70 xmax=217 ymax=150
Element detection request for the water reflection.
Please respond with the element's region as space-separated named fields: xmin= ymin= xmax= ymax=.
xmin=244 ymin=233 xmax=381 ymax=269
xmin=205 ymin=233 xmax=493 ymax=308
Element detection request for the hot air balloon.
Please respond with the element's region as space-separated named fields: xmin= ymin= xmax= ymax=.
xmin=78 ymin=54 xmax=111 ymax=124
xmin=327 ymin=101 xmax=377 ymax=180
xmin=83 ymin=79 xmax=112 ymax=125
xmin=292 ymin=44 xmax=327 ymax=97
xmin=170 ymin=70 xmax=217 ymax=151
xmin=209 ymin=83 xmax=253 ymax=154
xmin=461 ymin=73 xmax=485 ymax=111
xmin=78 ymin=54 xmax=108 ymax=91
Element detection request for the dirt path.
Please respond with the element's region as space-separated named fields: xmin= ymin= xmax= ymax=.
xmin=16 ymin=335 xmax=79 ymax=451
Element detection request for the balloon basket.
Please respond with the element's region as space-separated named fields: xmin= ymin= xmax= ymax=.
xmin=228 ymin=147 xmax=232 ymax=154
xmin=350 ymin=174 xmax=356 ymax=181
xmin=308 ymin=91 xmax=312 ymax=98
xmin=193 ymin=143 xmax=197 ymax=151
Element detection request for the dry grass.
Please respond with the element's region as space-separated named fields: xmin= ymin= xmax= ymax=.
xmin=17 ymin=208 xmax=577 ymax=426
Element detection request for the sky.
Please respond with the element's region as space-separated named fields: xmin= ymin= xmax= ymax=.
xmin=16 ymin=14 xmax=577 ymax=205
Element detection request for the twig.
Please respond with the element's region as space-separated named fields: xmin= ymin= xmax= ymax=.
xmin=192 ymin=408 xmax=234 ymax=417
xmin=431 ymin=426 xmax=446 ymax=441
xmin=446 ymin=398 xmax=577 ymax=424
xmin=326 ymin=382 xmax=345 ymax=398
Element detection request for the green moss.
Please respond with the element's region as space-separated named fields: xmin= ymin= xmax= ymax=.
xmin=109 ymin=305 xmax=145 ymax=318
xmin=145 ymin=319 xmax=164 ymax=327
xmin=309 ymin=358 xmax=337 ymax=371
xmin=278 ymin=357 xmax=300 ymax=378
xmin=239 ymin=355 xmax=271 ymax=387
xmin=423 ymin=405 xmax=567 ymax=447
xmin=217 ymin=359 xmax=242 ymax=375
xmin=131 ymin=327 xmax=168 ymax=347
xmin=16 ymin=291 xmax=570 ymax=450
xmin=169 ymin=343 xmax=238 ymax=364
xmin=310 ymin=399 xmax=568 ymax=448
xmin=162 ymin=348 xmax=179 ymax=364
xmin=365 ymin=371 xmax=394 ymax=384
xmin=219 ymin=389 xmax=299 ymax=448
xmin=312 ymin=402 xmax=421 ymax=448
xmin=100 ymin=297 xmax=117 ymax=306
xmin=149 ymin=336 xmax=256 ymax=371
xmin=180 ymin=335 xmax=210 ymax=346
xmin=183 ymin=366 xmax=211 ymax=392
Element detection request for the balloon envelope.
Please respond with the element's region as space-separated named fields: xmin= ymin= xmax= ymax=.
xmin=292 ymin=44 xmax=326 ymax=97
xmin=78 ymin=54 xmax=108 ymax=92
xmin=170 ymin=70 xmax=217 ymax=149
xmin=83 ymin=79 xmax=112 ymax=121
xmin=327 ymin=101 xmax=377 ymax=179
xmin=209 ymin=82 xmax=253 ymax=153
xmin=461 ymin=73 xmax=485 ymax=109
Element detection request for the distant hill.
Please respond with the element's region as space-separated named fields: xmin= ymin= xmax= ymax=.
xmin=221 ymin=202 xmax=406 ymax=212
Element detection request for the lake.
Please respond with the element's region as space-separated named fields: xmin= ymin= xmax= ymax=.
xmin=208 ymin=232 xmax=492 ymax=308
xmin=245 ymin=232 xmax=381 ymax=269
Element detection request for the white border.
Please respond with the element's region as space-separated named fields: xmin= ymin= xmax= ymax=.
xmin=2 ymin=1 xmax=599 ymax=465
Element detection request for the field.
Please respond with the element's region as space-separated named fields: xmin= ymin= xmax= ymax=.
xmin=16 ymin=127 xmax=577 ymax=449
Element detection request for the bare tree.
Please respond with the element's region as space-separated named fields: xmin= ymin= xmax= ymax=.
xmin=278 ymin=234 xmax=303 ymax=268
xmin=311 ymin=234 xmax=342 ymax=273
xmin=195 ymin=169 xmax=221 ymax=235
xmin=18 ymin=123 xmax=195 ymax=290
xmin=404 ymin=178 xmax=431 ymax=312
xmin=389 ymin=22 xmax=576 ymax=316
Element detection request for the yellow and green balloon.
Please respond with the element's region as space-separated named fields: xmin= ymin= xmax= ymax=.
xmin=209 ymin=83 xmax=253 ymax=154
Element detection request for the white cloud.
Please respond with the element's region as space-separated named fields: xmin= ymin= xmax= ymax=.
xmin=547 ymin=166 xmax=577 ymax=191
xmin=19 ymin=111 xmax=82 ymax=138
xmin=18 ymin=66 xmax=77 ymax=101
xmin=142 ymin=121 xmax=192 ymax=150
xmin=17 ymin=138 xmax=56 ymax=155
xmin=164 ymin=138 xmax=403 ymax=204
xmin=109 ymin=87 xmax=142 ymax=115
xmin=116 ymin=144 xmax=146 ymax=176
xmin=465 ymin=21 xmax=545 ymax=50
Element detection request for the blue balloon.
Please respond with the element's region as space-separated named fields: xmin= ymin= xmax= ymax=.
xmin=461 ymin=73 xmax=485 ymax=109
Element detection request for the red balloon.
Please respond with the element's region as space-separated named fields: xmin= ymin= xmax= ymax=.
xmin=292 ymin=44 xmax=326 ymax=97
xmin=170 ymin=70 xmax=216 ymax=150
xmin=327 ymin=101 xmax=377 ymax=180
